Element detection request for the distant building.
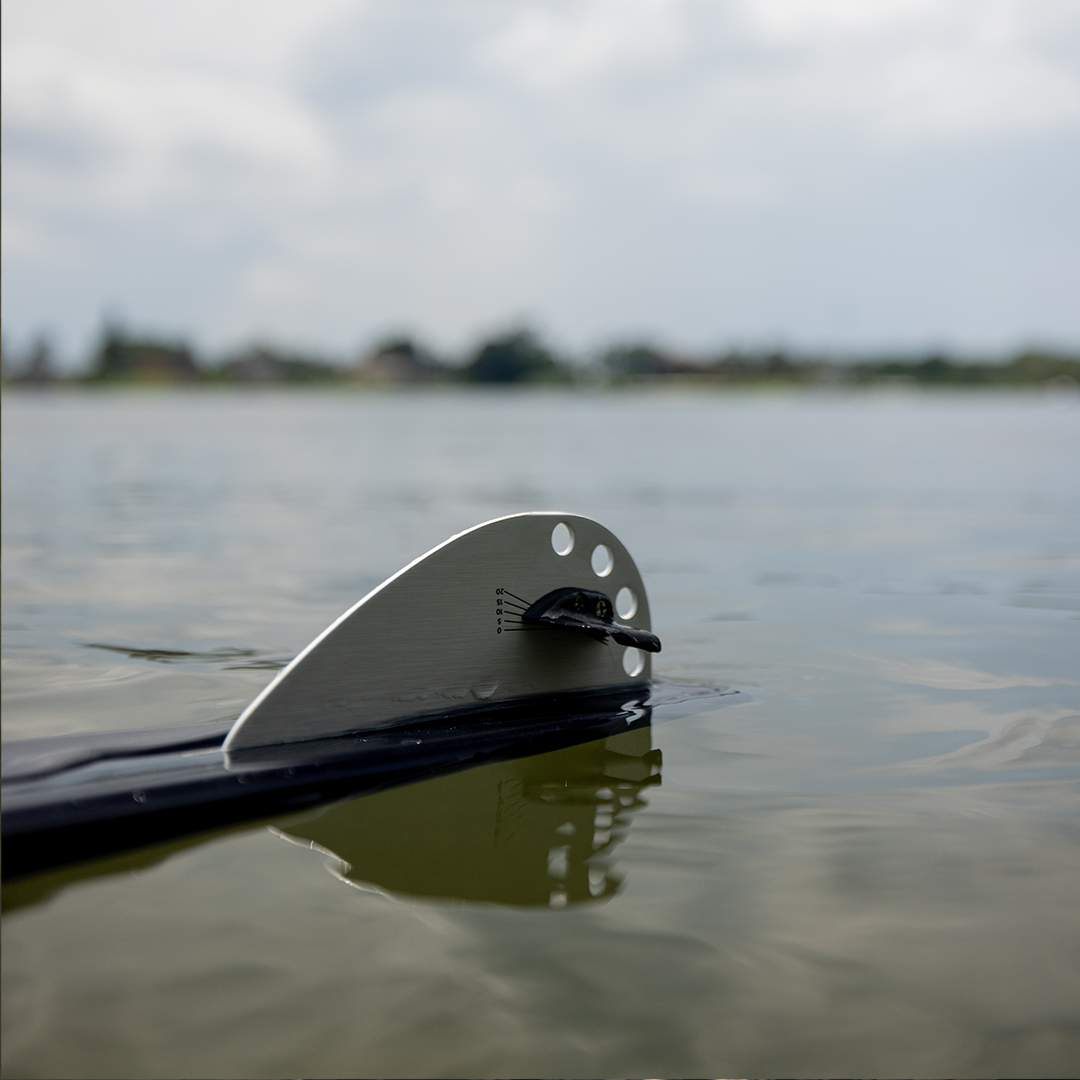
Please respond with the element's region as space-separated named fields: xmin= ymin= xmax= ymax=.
xmin=218 ymin=347 xmax=339 ymax=384
xmin=355 ymin=339 xmax=443 ymax=384
xmin=603 ymin=344 xmax=696 ymax=379
xmin=220 ymin=349 xmax=286 ymax=383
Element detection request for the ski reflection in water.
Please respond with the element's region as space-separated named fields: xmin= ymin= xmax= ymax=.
xmin=274 ymin=727 xmax=660 ymax=908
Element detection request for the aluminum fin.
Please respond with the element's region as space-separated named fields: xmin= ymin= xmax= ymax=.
xmin=223 ymin=513 xmax=655 ymax=751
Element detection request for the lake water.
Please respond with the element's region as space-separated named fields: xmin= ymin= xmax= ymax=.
xmin=2 ymin=388 xmax=1079 ymax=1079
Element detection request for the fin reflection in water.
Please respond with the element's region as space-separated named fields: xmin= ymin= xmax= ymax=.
xmin=275 ymin=727 xmax=660 ymax=908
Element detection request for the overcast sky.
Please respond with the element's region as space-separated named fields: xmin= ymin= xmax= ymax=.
xmin=3 ymin=0 xmax=1079 ymax=367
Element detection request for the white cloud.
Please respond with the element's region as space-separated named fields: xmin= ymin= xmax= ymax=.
xmin=0 ymin=213 xmax=77 ymax=262
xmin=478 ymin=0 xmax=1080 ymax=147
xmin=476 ymin=0 xmax=688 ymax=90
xmin=748 ymin=0 xmax=1080 ymax=141
xmin=746 ymin=0 xmax=946 ymax=41
xmin=878 ymin=42 xmax=1080 ymax=141
xmin=2 ymin=0 xmax=345 ymax=211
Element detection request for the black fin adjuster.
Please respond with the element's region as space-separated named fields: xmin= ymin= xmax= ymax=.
xmin=522 ymin=587 xmax=661 ymax=653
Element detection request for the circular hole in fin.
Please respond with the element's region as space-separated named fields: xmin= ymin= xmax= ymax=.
xmin=615 ymin=586 xmax=637 ymax=619
xmin=551 ymin=522 xmax=574 ymax=556
xmin=591 ymin=544 xmax=614 ymax=577
xmin=622 ymin=647 xmax=645 ymax=677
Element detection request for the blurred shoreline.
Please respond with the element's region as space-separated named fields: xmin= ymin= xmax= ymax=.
xmin=4 ymin=327 xmax=1078 ymax=391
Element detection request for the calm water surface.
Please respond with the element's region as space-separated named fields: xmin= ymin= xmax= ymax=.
xmin=2 ymin=389 xmax=1079 ymax=1079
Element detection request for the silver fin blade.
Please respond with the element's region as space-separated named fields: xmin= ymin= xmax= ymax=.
xmin=223 ymin=513 xmax=653 ymax=751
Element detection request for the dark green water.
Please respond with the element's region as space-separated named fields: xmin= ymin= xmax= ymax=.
xmin=3 ymin=389 xmax=1078 ymax=1078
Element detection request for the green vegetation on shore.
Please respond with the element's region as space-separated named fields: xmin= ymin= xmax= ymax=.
xmin=4 ymin=327 xmax=1078 ymax=389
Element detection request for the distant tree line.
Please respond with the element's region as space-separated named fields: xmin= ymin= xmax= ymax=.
xmin=3 ymin=326 xmax=1078 ymax=389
